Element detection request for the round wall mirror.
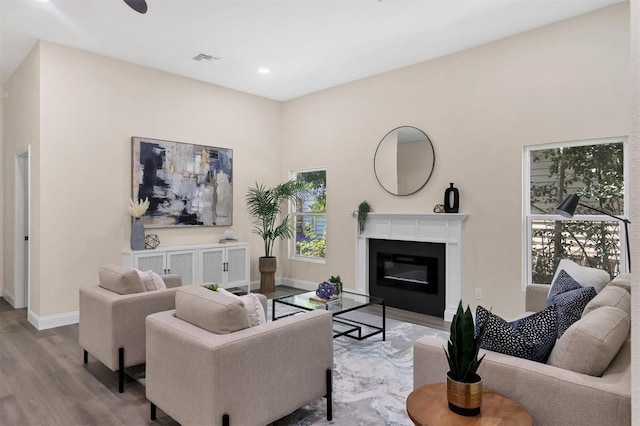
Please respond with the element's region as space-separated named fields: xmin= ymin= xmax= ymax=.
xmin=374 ymin=126 xmax=435 ymax=196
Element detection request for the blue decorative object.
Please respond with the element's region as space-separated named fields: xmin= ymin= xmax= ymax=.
xmin=316 ymin=282 xmax=335 ymax=300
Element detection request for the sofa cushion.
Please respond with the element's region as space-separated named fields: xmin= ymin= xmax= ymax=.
xmin=98 ymin=264 xmax=146 ymax=295
xmin=582 ymin=285 xmax=630 ymax=318
xmin=607 ymin=273 xmax=631 ymax=292
xmin=476 ymin=304 xmax=557 ymax=363
xmin=137 ymin=270 xmax=167 ymax=291
xmin=547 ymin=306 xmax=630 ymax=376
xmin=175 ymin=286 xmax=249 ymax=334
xmin=215 ymin=287 xmax=265 ymax=327
xmin=549 ymin=259 xmax=610 ymax=293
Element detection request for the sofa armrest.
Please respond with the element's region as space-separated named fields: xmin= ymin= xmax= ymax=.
xmin=146 ymin=309 xmax=333 ymax=426
xmin=525 ymin=283 xmax=549 ymax=312
xmin=79 ymin=286 xmax=179 ymax=370
xmin=414 ymin=336 xmax=630 ymax=426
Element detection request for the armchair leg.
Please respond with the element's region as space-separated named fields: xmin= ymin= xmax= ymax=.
xmin=118 ymin=347 xmax=125 ymax=393
xmin=326 ymin=368 xmax=333 ymax=421
xmin=83 ymin=350 xmax=88 ymax=364
xmin=150 ymin=402 xmax=156 ymax=421
xmin=222 ymin=414 xmax=230 ymax=426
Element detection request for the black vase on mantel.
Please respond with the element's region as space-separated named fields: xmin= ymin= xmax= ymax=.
xmin=444 ymin=183 xmax=460 ymax=213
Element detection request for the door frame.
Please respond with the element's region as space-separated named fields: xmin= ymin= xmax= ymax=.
xmin=13 ymin=146 xmax=30 ymax=309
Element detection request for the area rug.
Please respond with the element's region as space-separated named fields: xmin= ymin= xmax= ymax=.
xmin=126 ymin=306 xmax=449 ymax=425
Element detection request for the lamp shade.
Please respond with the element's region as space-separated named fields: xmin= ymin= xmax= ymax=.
xmin=556 ymin=194 xmax=580 ymax=218
xmin=124 ymin=0 xmax=147 ymax=13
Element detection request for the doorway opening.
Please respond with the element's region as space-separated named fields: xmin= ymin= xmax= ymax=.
xmin=13 ymin=148 xmax=30 ymax=310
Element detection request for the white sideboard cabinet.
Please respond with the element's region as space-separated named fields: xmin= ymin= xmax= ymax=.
xmin=122 ymin=242 xmax=250 ymax=293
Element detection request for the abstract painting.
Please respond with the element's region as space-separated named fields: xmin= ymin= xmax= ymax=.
xmin=132 ymin=137 xmax=233 ymax=227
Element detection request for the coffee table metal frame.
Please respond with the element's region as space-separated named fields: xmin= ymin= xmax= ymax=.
xmin=272 ymin=290 xmax=385 ymax=341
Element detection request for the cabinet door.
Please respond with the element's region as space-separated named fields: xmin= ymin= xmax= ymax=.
xmin=225 ymin=245 xmax=249 ymax=288
xmin=166 ymin=250 xmax=196 ymax=285
xmin=135 ymin=252 xmax=166 ymax=275
xmin=199 ymin=247 xmax=225 ymax=285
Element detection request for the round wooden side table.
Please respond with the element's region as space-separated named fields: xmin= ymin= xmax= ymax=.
xmin=406 ymin=383 xmax=533 ymax=426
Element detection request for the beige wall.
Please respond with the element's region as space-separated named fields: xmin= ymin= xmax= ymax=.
xmin=0 ymin=3 xmax=632 ymax=322
xmin=25 ymin=41 xmax=281 ymax=317
xmin=2 ymin=45 xmax=41 ymax=310
xmin=280 ymin=3 xmax=630 ymax=318
xmin=629 ymin=1 xmax=638 ymax=423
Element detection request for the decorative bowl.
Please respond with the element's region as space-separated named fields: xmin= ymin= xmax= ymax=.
xmin=315 ymin=281 xmax=334 ymax=300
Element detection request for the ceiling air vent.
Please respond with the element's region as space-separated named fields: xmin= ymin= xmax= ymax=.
xmin=191 ymin=53 xmax=222 ymax=63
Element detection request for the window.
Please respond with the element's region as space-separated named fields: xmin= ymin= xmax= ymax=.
xmin=524 ymin=138 xmax=627 ymax=285
xmin=291 ymin=169 xmax=326 ymax=261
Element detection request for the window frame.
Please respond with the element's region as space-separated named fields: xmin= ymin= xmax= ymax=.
xmin=522 ymin=136 xmax=628 ymax=287
xmin=289 ymin=167 xmax=327 ymax=264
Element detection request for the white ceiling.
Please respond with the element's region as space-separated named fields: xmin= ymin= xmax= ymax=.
xmin=0 ymin=0 xmax=625 ymax=101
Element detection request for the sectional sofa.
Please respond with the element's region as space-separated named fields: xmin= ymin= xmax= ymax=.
xmin=413 ymin=268 xmax=631 ymax=425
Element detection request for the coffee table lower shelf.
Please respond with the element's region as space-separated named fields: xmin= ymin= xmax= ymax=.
xmin=272 ymin=291 xmax=385 ymax=341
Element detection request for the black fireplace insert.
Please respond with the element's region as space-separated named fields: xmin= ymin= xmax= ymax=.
xmin=369 ymin=239 xmax=445 ymax=317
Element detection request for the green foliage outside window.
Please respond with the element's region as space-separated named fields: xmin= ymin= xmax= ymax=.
xmin=530 ymin=142 xmax=624 ymax=283
xmin=293 ymin=170 xmax=326 ymax=258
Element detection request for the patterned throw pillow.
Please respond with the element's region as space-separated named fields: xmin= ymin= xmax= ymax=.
xmin=546 ymin=269 xmax=597 ymax=337
xmin=476 ymin=305 xmax=558 ymax=363
xmin=546 ymin=269 xmax=582 ymax=305
xmin=550 ymin=286 xmax=597 ymax=337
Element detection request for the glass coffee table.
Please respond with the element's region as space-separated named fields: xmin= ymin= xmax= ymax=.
xmin=272 ymin=290 xmax=385 ymax=341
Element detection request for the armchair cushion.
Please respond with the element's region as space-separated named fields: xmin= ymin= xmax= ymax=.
xmin=175 ymin=285 xmax=249 ymax=334
xmin=98 ymin=263 xmax=146 ymax=295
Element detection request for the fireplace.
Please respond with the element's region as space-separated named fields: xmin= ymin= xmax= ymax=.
xmin=369 ymin=239 xmax=445 ymax=317
xmin=355 ymin=213 xmax=467 ymax=321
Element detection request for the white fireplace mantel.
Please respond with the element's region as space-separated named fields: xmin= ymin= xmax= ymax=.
xmin=355 ymin=213 xmax=468 ymax=322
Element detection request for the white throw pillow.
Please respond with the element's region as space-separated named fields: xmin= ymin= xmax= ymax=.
xmin=549 ymin=259 xmax=610 ymax=294
xmin=240 ymin=293 xmax=267 ymax=327
xmin=216 ymin=287 xmax=241 ymax=300
xmin=136 ymin=269 xmax=167 ymax=291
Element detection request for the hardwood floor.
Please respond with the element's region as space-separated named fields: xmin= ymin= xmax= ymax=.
xmin=0 ymin=287 xmax=447 ymax=425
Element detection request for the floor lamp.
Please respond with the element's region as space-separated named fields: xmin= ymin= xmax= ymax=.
xmin=556 ymin=193 xmax=631 ymax=272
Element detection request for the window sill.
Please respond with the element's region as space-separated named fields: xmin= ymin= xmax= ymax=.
xmin=290 ymin=255 xmax=326 ymax=264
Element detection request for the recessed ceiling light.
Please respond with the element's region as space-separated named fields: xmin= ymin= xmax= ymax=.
xmin=258 ymin=68 xmax=270 ymax=74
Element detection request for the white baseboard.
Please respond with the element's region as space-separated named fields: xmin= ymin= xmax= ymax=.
xmin=28 ymin=310 xmax=79 ymax=331
xmin=279 ymin=277 xmax=318 ymax=291
xmin=2 ymin=290 xmax=16 ymax=307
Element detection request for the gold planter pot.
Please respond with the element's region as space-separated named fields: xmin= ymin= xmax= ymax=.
xmin=446 ymin=373 xmax=483 ymax=416
xmin=258 ymin=256 xmax=277 ymax=293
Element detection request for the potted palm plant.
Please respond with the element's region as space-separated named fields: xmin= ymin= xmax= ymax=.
xmin=246 ymin=180 xmax=310 ymax=293
xmin=444 ymin=301 xmax=488 ymax=416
